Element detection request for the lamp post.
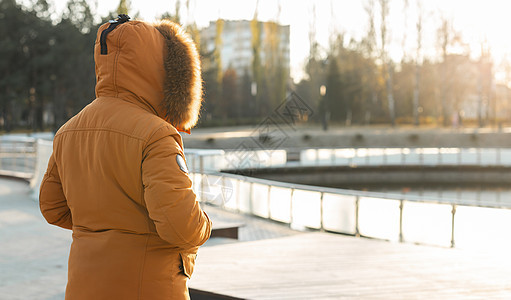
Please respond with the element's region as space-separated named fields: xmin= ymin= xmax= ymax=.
xmin=251 ymin=82 xmax=257 ymax=117
xmin=320 ymin=85 xmax=329 ymax=131
xmin=320 ymin=85 xmax=326 ymax=97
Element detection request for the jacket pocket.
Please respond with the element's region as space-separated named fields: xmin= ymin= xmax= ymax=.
xmin=179 ymin=252 xmax=197 ymax=278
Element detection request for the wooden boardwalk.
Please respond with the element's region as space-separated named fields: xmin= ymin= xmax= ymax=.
xmin=190 ymin=232 xmax=511 ymax=299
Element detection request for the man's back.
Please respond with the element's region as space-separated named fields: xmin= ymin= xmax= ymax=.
xmin=39 ymin=17 xmax=210 ymax=300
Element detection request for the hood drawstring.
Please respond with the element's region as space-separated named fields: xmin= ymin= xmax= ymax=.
xmin=100 ymin=14 xmax=130 ymax=55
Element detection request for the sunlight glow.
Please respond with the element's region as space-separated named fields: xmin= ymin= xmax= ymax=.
xmin=47 ymin=0 xmax=511 ymax=82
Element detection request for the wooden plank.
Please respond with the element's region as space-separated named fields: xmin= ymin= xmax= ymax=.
xmin=190 ymin=232 xmax=511 ymax=299
xmin=189 ymin=288 xmax=244 ymax=300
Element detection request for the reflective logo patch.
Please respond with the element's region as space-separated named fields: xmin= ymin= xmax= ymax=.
xmin=176 ymin=154 xmax=189 ymax=173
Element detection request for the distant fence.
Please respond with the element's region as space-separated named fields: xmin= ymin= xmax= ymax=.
xmin=184 ymin=147 xmax=511 ymax=172
xmin=3 ymin=135 xmax=510 ymax=251
xmin=0 ymin=136 xmax=38 ymax=180
xmin=30 ymin=139 xmax=53 ymax=199
xmin=298 ymin=147 xmax=511 ymax=167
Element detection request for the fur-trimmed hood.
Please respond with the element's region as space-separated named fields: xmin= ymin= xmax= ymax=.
xmin=94 ymin=19 xmax=202 ymax=132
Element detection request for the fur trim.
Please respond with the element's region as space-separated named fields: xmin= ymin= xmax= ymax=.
xmin=153 ymin=20 xmax=203 ymax=131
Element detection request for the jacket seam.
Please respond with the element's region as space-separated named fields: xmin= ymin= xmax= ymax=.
xmin=56 ymin=128 xmax=147 ymax=142
xmin=39 ymin=158 xmax=56 ymax=211
xmin=113 ymin=25 xmax=127 ymax=98
xmin=143 ymin=124 xmax=175 ymax=148
xmin=156 ymin=194 xmax=198 ymax=249
xmin=137 ymin=235 xmax=150 ymax=300
xmin=144 ymin=125 xmax=196 ymax=248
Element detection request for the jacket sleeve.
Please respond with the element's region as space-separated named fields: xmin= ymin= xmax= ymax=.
xmin=39 ymin=153 xmax=73 ymax=230
xmin=142 ymin=128 xmax=211 ymax=250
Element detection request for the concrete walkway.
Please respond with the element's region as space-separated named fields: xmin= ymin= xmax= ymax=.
xmin=0 ymin=178 xmax=70 ymax=300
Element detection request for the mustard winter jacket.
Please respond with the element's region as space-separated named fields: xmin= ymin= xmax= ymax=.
xmin=39 ymin=17 xmax=211 ymax=300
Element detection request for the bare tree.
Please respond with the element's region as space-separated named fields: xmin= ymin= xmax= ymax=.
xmin=262 ymin=1 xmax=285 ymax=109
xmin=437 ymin=15 xmax=474 ymax=127
xmin=379 ymin=0 xmax=395 ymax=126
xmin=363 ymin=0 xmax=377 ymax=125
xmin=401 ymin=0 xmax=409 ymax=63
xmin=363 ymin=0 xmax=377 ymax=57
xmin=306 ymin=3 xmax=322 ymax=109
xmin=437 ymin=16 xmax=451 ymax=126
xmin=413 ymin=0 xmax=423 ymax=126
xmin=478 ymin=42 xmax=493 ymax=127
xmin=250 ymin=1 xmax=262 ymax=116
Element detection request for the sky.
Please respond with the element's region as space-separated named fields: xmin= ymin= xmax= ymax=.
xmin=46 ymin=0 xmax=511 ymax=83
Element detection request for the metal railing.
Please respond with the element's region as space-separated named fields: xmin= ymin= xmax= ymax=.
xmin=187 ymin=148 xmax=511 ymax=251
xmin=0 ymin=136 xmax=38 ymax=179
xmin=7 ymin=136 xmax=511 ymax=251
xmin=193 ymin=170 xmax=511 ymax=250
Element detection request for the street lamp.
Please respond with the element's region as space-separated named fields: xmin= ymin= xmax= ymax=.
xmin=320 ymin=85 xmax=328 ymax=131
xmin=251 ymin=82 xmax=257 ymax=96
xmin=251 ymin=82 xmax=257 ymax=117
xmin=320 ymin=85 xmax=326 ymax=97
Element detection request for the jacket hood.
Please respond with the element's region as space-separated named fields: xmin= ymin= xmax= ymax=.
xmin=94 ymin=19 xmax=202 ymax=132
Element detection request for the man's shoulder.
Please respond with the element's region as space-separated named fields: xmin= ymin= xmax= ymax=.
xmin=55 ymin=97 xmax=178 ymax=142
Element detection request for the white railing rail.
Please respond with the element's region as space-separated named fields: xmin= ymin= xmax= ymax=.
xmin=0 ymin=136 xmax=38 ymax=179
xmin=297 ymin=147 xmax=511 ymax=167
xmin=184 ymin=147 xmax=511 ymax=174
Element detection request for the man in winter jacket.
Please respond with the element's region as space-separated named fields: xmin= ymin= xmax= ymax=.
xmin=39 ymin=15 xmax=211 ymax=299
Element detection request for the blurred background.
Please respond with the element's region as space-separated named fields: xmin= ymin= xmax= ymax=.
xmin=0 ymin=0 xmax=508 ymax=131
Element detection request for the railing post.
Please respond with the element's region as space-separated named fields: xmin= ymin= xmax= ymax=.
xmin=221 ymin=176 xmax=226 ymax=209
xmin=399 ymin=200 xmax=404 ymax=243
xmin=267 ymin=185 xmax=272 ymax=219
xmin=451 ymin=204 xmax=457 ymax=248
xmin=192 ymin=153 xmax=197 ymax=173
xmin=355 ymin=195 xmax=360 ymax=237
xmin=289 ymin=188 xmax=295 ymax=228
xmin=11 ymin=141 xmax=16 ymax=171
xmin=24 ymin=140 xmax=29 ymax=173
xmin=320 ymin=192 xmax=324 ymax=231
xmin=236 ymin=178 xmax=241 ymax=212
xmin=30 ymin=139 xmax=36 ymax=176
xmin=200 ymin=155 xmax=204 ymax=203
xmin=249 ymin=182 xmax=254 ymax=214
